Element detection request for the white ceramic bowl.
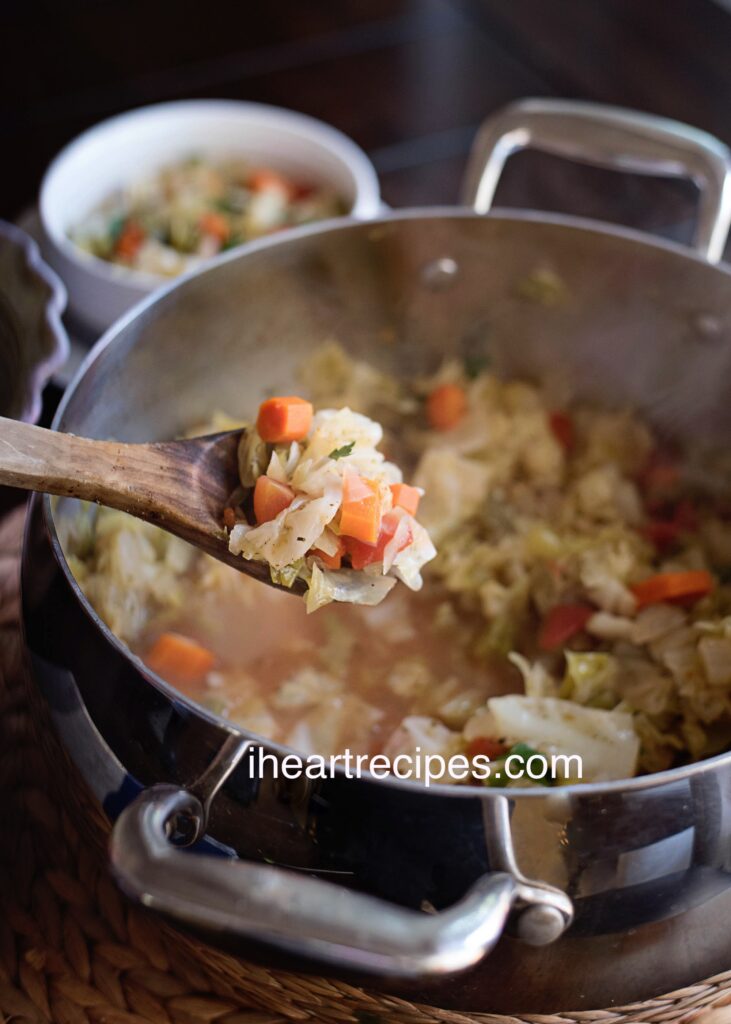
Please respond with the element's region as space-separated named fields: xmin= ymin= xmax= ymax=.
xmin=39 ymin=100 xmax=382 ymax=336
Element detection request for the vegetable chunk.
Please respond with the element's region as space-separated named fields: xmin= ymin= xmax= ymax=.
xmin=426 ymin=383 xmax=467 ymax=431
xmin=146 ymin=632 xmax=215 ymax=683
xmin=631 ymin=570 xmax=714 ymax=608
xmin=339 ymin=472 xmax=381 ymax=544
xmin=254 ymin=476 xmax=295 ymax=524
xmin=256 ymin=396 xmax=314 ymax=443
xmin=390 ymin=482 xmax=421 ymax=516
xmin=539 ymin=603 xmax=594 ymax=651
xmin=344 ymin=511 xmax=413 ymax=570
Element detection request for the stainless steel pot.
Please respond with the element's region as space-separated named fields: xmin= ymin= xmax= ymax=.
xmin=21 ymin=100 xmax=731 ymax=1013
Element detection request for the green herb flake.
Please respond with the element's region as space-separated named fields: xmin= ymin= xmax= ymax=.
xmin=222 ymin=234 xmax=243 ymax=252
xmin=463 ymin=354 xmax=489 ymax=380
xmin=328 ymin=441 xmax=355 ymax=460
xmin=107 ymin=214 xmax=126 ymax=243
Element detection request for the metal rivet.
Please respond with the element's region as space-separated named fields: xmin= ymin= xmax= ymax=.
xmin=421 ymin=257 xmax=459 ymax=290
xmin=165 ymin=809 xmax=202 ymax=848
xmin=516 ymin=904 xmax=567 ymax=946
xmin=694 ymin=313 xmax=722 ymax=340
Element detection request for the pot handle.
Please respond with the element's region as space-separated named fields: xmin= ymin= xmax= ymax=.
xmin=462 ymin=98 xmax=731 ymax=263
xmin=109 ymin=740 xmax=572 ymax=978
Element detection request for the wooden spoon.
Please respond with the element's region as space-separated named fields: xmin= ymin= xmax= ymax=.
xmin=0 ymin=416 xmax=307 ymax=593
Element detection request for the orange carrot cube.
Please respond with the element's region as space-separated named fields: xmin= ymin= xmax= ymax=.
xmin=256 ymin=396 xmax=313 ymax=443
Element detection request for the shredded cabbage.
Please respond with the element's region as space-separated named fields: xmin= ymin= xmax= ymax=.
xmin=64 ymin=342 xmax=731 ymax=785
xmin=231 ymin=491 xmax=340 ymax=569
xmin=306 ymin=563 xmax=396 ymax=613
xmin=237 ymin=430 xmax=268 ymax=488
xmin=561 ymin=652 xmax=619 ymax=709
xmin=486 ymin=695 xmax=640 ymax=783
xmin=229 ymin=403 xmax=435 ymax=609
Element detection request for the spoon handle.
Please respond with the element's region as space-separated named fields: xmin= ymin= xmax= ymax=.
xmin=0 ymin=417 xmax=302 ymax=589
xmin=0 ymin=414 xmax=244 ymax=538
xmin=0 ymin=416 xmax=180 ymax=518
xmin=1 ymin=416 xmax=129 ymax=494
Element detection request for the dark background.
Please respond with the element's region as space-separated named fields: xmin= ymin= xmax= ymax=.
xmin=4 ymin=0 xmax=731 ymax=240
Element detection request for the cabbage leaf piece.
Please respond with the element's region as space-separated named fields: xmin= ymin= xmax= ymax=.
xmin=486 ymin=695 xmax=640 ymax=783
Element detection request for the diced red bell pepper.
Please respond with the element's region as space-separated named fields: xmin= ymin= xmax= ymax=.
xmin=538 ymin=603 xmax=594 ymax=651
xmin=344 ymin=511 xmax=412 ymax=570
xmin=466 ymin=737 xmax=509 ymax=761
xmin=641 ymin=518 xmax=682 ymax=552
xmin=641 ymin=498 xmax=699 ymax=552
xmin=548 ymin=411 xmax=575 ymax=452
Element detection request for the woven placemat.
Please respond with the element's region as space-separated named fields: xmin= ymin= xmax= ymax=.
xmin=3 ymin=504 xmax=731 ymax=1024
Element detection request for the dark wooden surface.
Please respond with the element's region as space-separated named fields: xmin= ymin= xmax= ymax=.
xmin=3 ymin=0 xmax=731 ymax=235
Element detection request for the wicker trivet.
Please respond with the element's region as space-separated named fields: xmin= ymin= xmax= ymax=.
xmin=2 ymin=505 xmax=731 ymax=1024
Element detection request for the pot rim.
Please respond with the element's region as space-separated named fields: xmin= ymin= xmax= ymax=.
xmin=41 ymin=205 xmax=731 ymax=801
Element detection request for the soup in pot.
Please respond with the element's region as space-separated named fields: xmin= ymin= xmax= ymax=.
xmin=62 ymin=342 xmax=731 ymax=786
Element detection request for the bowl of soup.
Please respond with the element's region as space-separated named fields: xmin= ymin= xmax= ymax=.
xmin=39 ymin=99 xmax=382 ymax=334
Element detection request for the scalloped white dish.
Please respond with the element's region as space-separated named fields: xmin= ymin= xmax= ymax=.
xmin=0 ymin=221 xmax=68 ymax=423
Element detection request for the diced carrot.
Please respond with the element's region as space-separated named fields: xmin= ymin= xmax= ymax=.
xmin=311 ymin=549 xmax=341 ymax=570
xmin=466 ymin=737 xmax=509 ymax=761
xmin=311 ymin=536 xmax=345 ymax=570
xmin=339 ymin=472 xmax=381 ymax=545
xmin=538 ymin=603 xmax=594 ymax=651
xmin=390 ymin=482 xmax=421 ymax=516
xmin=248 ymin=168 xmax=295 ymax=197
xmin=115 ymin=221 xmax=146 ymax=261
xmin=223 ymin=506 xmax=237 ymax=529
xmin=146 ymin=632 xmax=215 ymax=684
xmin=199 ymin=210 xmax=230 ymax=242
xmin=254 ymin=475 xmax=294 ymax=524
xmin=426 ymin=383 xmax=467 ymax=431
xmin=548 ymin=411 xmax=575 ymax=452
xmin=631 ymin=570 xmax=714 ymax=609
xmin=256 ymin=396 xmax=313 ymax=443
xmin=344 ymin=511 xmax=412 ymax=570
